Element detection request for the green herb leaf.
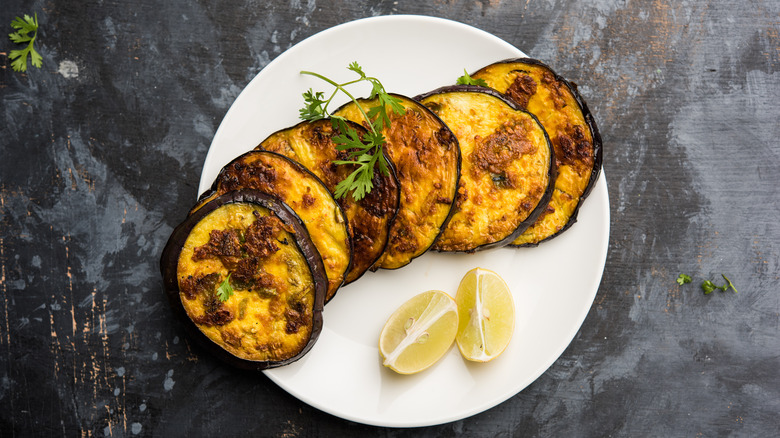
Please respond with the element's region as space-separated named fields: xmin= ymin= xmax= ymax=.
xmin=701 ymin=280 xmax=717 ymax=295
xmin=721 ymin=274 xmax=738 ymax=293
xmin=456 ymin=69 xmax=488 ymax=87
xmin=701 ymin=275 xmax=736 ymax=295
xmin=347 ymin=61 xmax=366 ymax=78
xmin=8 ymin=13 xmax=41 ymax=72
xmin=299 ymin=89 xmax=327 ymax=121
xmin=217 ymin=273 xmax=234 ymax=302
xmin=299 ymin=62 xmax=404 ymax=201
xmin=676 ymin=274 xmax=692 ymax=285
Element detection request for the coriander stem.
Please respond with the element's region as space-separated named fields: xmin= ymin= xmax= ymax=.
xmin=300 ymin=70 xmax=378 ymax=136
xmin=300 ymin=70 xmax=339 ymax=87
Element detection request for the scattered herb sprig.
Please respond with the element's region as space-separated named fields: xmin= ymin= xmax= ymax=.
xmin=678 ymin=273 xmax=738 ymax=295
xmin=8 ymin=13 xmax=42 ymax=72
xmin=456 ymin=69 xmax=487 ymax=86
xmin=701 ymin=274 xmax=738 ymax=295
xmin=299 ymin=62 xmax=405 ymax=201
xmin=676 ymin=274 xmax=692 ymax=285
xmin=217 ymin=273 xmax=234 ymax=302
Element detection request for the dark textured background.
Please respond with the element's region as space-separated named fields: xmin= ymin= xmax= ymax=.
xmin=2 ymin=0 xmax=779 ymax=436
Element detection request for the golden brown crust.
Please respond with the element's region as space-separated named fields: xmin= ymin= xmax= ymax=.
xmin=470 ymin=59 xmax=602 ymax=246
xmin=197 ymin=150 xmax=351 ymax=302
xmin=256 ymin=119 xmax=399 ymax=283
xmin=334 ymin=95 xmax=459 ymax=270
xmin=176 ymin=202 xmax=317 ymax=363
xmin=505 ymin=73 xmax=537 ymax=110
xmin=417 ymin=87 xmax=554 ymax=252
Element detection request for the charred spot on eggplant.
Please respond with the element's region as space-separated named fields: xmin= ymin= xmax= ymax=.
xmin=256 ymin=119 xmax=400 ymax=284
xmin=416 ymin=85 xmax=555 ymax=252
xmin=193 ymin=150 xmax=351 ymax=303
xmin=160 ymin=190 xmax=326 ymax=370
xmin=334 ymin=94 xmax=460 ymax=270
xmin=469 ymin=58 xmax=603 ymax=246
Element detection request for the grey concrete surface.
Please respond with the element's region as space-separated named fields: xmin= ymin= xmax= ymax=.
xmin=2 ymin=0 xmax=778 ymax=436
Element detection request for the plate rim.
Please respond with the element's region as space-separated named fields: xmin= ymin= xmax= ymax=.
xmin=199 ymin=14 xmax=521 ymax=195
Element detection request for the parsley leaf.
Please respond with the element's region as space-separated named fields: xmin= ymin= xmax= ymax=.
xmin=701 ymin=280 xmax=720 ymax=295
xmin=679 ymin=273 xmax=738 ymax=295
xmin=8 ymin=13 xmax=42 ymax=72
xmin=700 ymin=274 xmax=738 ymax=295
xmin=676 ymin=274 xmax=692 ymax=285
xmin=216 ymin=273 xmax=234 ymax=302
xmin=299 ymin=63 xmax=404 ymax=201
xmin=456 ymin=69 xmax=488 ymax=87
xmin=299 ymin=89 xmax=327 ymax=121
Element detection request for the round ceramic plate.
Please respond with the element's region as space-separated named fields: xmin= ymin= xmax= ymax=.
xmin=200 ymin=15 xmax=610 ymax=428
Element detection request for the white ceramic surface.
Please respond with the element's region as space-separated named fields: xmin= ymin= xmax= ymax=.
xmin=200 ymin=15 xmax=610 ymax=428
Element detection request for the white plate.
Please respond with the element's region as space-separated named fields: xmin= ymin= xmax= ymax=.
xmin=200 ymin=15 xmax=610 ymax=428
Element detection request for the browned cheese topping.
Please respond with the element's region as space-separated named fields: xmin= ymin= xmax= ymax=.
xmin=471 ymin=120 xmax=537 ymax=189
xmin=183 ymin=211 xmax=289 ymax=327
xmin=176 ymin=202 xmax=318 ymax=362
xmin=193 ymin=294 xmax=235 ymax=326
xmin=283 ymin=299 xmax=308 ymax=335
xmin=193 ymin=229 xmax=242 ymax=262
xmin=555 ymin=123 xmax=593 ymax=170
xmin=512 ymin=69 xmax=594 ymax=179
xmin=206 ymin=151 xmax=352 ymax=301
xmin=419 ymin=90 xmax=552 ymax=252
xmin=470 ymin=60 xmax=600 ymax=246
xmin=180 ymin=272 xmax=220 ymax=301
xmin=334 ymin=97 xmax=459 ymax=269
xmin=220 ymin=159 xmax=278 ymax=192
xmin=257 ymin=120 xmax=399 ymax=283
xmin=244 ymin=212 xmax=288 ymax=258
xmin=301 ymin=192 xmax=316 ymax=207
xmin=505 ymin=73 xmax=537 ymax=110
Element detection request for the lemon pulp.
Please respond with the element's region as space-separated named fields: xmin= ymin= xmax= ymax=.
xmin=455 ymin=267 xmax=515 ymax=362
xmin=378 ymin=290 xmax=459 ymax=374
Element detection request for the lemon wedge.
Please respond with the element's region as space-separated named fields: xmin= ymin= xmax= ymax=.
xmin=455 ymin=267 xmax=515 ymax=362
xmin=379 ymin=290 xmax=459 ymax=374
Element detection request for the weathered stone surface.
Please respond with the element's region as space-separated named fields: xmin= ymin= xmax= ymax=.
xmin=1 ymin=0 xmax=778 ymax=435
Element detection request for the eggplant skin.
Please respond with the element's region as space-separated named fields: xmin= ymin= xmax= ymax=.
xmin=469 ymin=58 xmax=603 ymax=246
xmin=194 ymin=150 xmax=351 ymax=303
xmin=417 ymin=85 xmax=556 ymax=253
xmin=160 ymin=190 xmax=326 ymax=370
xmin=334 ymin=94 xmax=460 ymax=270
xmin=256 ymin=119 xmax=400 ymax=284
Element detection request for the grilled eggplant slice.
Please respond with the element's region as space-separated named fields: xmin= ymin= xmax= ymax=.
xmin=469 ymin=58 xmax=603 ymax=246
xmin=160 ymin=190 xmax=327 ymax=370
xmin=417 ymin=86 xmax=555 ymax=252
xmin=256 ymin=119 xmax=400 ymax=284
xmin=334 ymin=94 xmax=460 ymax=270
xmin=193 ymin=150 xmax=351 ymax=302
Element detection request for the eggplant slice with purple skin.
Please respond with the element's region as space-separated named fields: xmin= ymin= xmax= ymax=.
xmin=192 ymin=150 xmax=351 ymax=303
xmin=256 ymin=119 xmax=400 ymax=284
xmin=468 ymin=58 xmax=603 ymax=246
xmin=417 ymin=85 xmax=556 ymax=253
xmin=334 ymin=94 xmax=460 ymax=270
xmin=160 ymin=190 xmax=327 ymax=370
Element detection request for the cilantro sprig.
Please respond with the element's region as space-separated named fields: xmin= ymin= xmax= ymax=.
xmin=678 ymin=273 xmax=738 ymax=295
xmin=701 ymin=274 xmax=738 ymax=295
xmin=456 ymin=69 xmax=488 ymax=87
xmin=676 ymin=274 xmax=692 ymax=285
xmin=300 ymin=62 xmax=405 ymax=201
xmin=216 ymin=273 xmax=234 ymax=302
xmin=8 ymin=13 xmax=42 ymax=72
